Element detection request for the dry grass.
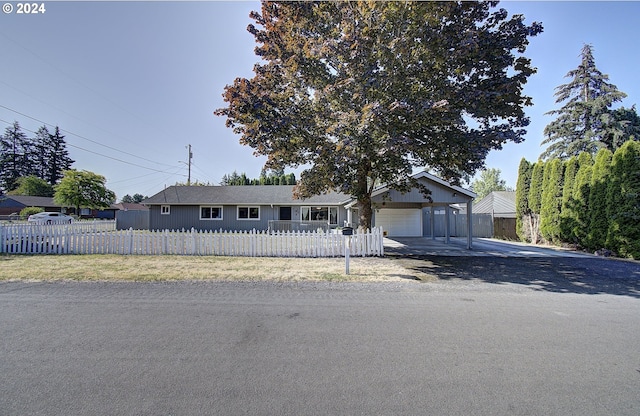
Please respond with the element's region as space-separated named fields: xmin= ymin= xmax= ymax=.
xmin=0 ymin=254 xmax=435 ymax=283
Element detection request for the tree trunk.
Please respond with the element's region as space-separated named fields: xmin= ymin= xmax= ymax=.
xmin=358 ymin=194 xmax=373 ymax=230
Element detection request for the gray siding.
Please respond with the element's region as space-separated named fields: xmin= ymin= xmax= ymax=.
xmin=149 ymin=204 xmax=347 ymax=231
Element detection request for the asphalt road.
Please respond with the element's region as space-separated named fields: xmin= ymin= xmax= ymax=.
xmin=1 ymin=276 xmax=639 ymax=416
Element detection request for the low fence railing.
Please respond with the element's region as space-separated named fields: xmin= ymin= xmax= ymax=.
xmin=0 ymin=224 xmax=384 ymax=257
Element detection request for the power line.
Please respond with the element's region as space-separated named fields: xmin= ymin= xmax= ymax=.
xmin=0 ymin=118 xmax=182 ymax=174
xmin=0 ymin=104 xmax=176 ymax=168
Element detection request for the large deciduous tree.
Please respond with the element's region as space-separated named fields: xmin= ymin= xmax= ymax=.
xmin=215 ymin=1 xmax=542 ymax=228
xmin=54 ymin=170 xmax=116 ymax=214
xmin=541 ymin=44 xmax=633 ymax=160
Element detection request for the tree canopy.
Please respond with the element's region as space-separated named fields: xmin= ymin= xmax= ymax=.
xmin=541 ymin=44 xmax=637 ymax=159
xmin=7 ymin=176 xmax=54 ymax=197
xmin=215 ymin=1 xmax=542 ymax=228
xmin=54 ymin=170 xmax=116 ymax=213
xmin=470 ymin=168 xmax=510 ymax=200
xmin=0 ymin=122 xmax=74 ymax=193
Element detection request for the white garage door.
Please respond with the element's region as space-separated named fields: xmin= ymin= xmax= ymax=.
xmin=375 ymin=209 xmax=422 ymax=237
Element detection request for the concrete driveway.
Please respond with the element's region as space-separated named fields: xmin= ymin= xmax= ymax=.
xmin=384 ymin=236 xmax=596 ymax=258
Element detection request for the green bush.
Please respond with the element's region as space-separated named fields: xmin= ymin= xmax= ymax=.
xmin=19 ymin=206 xmax=44 ymax=219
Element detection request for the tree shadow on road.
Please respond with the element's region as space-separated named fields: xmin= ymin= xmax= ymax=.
xmin=390 ymin=255 xmax=640 ymax=298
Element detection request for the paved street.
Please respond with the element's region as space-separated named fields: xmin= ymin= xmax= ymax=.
xmin=1 ymin=278 xmax=639 ymax=415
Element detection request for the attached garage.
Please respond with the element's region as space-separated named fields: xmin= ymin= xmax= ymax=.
xmin=375 ymin=208 xmax=422 ymax=237
xmin=362 ymin=171 xmax=477 ymax=248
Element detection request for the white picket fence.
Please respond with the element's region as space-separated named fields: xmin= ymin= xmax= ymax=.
xmin=0 ymin=223 xmax=384 ymax=257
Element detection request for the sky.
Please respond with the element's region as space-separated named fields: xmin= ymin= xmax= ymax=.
xmin=1 ymin=1 xmax=639 ymax=201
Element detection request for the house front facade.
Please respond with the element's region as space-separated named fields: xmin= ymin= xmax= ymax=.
xmin=143 ymin=185 xmax=351 ymax=232
xmin=143 ymin=172 xmax=476 ymax=247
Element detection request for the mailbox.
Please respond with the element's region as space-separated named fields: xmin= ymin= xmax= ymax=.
xmin=341 ymin=227 xmax=353 ymax=236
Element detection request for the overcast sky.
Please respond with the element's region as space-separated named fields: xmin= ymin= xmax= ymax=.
xmin=1 ymin=1 xmax=639 ymax=200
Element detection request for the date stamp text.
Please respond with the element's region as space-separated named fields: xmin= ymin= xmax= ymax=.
xmin=3 ymin=3 xmax=47 ymax=14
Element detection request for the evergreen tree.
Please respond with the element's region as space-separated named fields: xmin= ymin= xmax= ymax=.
xmin=606 ymin=140 xmax=640 ymax=259
xmin=541 ymin=44 xmax=628 ymax=159
xmin=571 ymin=152 xmax=594 ymax=247
xmin=43 ymin=126 xmax=74 ymax=185
xmin=586 ymin=148 xmax=612 ymax=250
xmin=0 ymin=121 xmax=32 ymax=192
xmin=602 ymin=105 xmax=640 ymax=151
xmin=559 ymin=156 xmax=579 ymax=243
xmin=527 ymin=161 xmax=545 ymax=243
xmin=515 ymin=158 xmax=533 ymax=242
xmin=540 ymin=159 xmax=564 ymax=243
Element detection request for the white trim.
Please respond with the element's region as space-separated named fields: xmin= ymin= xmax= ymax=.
xmin=237 ymin=206 xmax=260 ymax=220
xmin=200 ymin=205 xmax=223 ymax=221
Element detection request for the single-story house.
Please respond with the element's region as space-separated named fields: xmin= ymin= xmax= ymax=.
xmin=0 ymin=195 xmax=63 ymax=216
xmin=143 ymin=171 xmax=477 ymax=247
xmin=472 ymin=191 xmax=517 ymax=240
xmin=0 ymin=195 xmax=118 ymax=219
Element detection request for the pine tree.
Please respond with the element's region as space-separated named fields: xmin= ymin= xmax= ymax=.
xmin=540 ymin=159 xmax=564 ymax=243
xmin=541 ymin=44 xmax=628 ymax=159
xmin=586 ymin=148 xmax=613 ymax=250
xmin=44 ymin=126 xmax=74 ymax=185
xmin=602 ymin=106 xmax=640 ymax=151
xmin=606 ymin=140 xmax=640 ymax=259
xmin=515 ymin=158 xmax=533 ymax=242
xmin=0 ymin=121 xmax=32 ymax=192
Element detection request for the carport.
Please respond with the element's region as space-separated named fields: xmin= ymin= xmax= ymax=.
xmin=349 ymin=172 xmax=476 ymax=249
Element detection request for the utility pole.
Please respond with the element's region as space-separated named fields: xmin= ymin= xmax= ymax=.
xmin=186 ymin=144 xmax=193 ymax=186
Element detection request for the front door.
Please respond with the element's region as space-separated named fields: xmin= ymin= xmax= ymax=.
xmin=279 ymin=206 xmax=292 ymax=221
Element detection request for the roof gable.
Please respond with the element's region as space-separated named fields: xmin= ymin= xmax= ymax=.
xmin=369 ymin=171 xmax=476 ymax=205
xmin=473 ymin=191 xmax=516 ymax=215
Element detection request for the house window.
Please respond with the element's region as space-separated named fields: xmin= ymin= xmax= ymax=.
xmin=200 ymin=206 xmax=222 ymax=220
xmin=80 ymin=208 xmax=92 ymax=216
xmin=301 ymin=206 xmax=338 ymax=225
xmin=161 ymin=205 xmax=170 ymax=215
xmin=238 ymin=206 xmax=259 ymax=220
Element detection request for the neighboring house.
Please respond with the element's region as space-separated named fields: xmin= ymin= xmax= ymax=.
xmin=113 ymin=202 xmax=150 ymax=230
xmin=0 ymin=195 xmax=65 ymax=216
xmin=143 ymin=171 xmax=476 ymax=247
xmin=472 ymin=191 xmax=517 ymax=240
xmin=0 ymin=195 xmax=118 ymax=219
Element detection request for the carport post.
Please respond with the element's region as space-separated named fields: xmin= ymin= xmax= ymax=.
xmin=445 ymin=206 xmax=450 ymax=244
xmin=466 ymin=200 xmax=473 ymax=250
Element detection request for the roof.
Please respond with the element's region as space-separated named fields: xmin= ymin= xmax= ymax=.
xmin=0 ymin=195 xmax=59 ymax=208
xmin=473 ymin=191 xmax=516 ymax=217
xmin=142 ymin=185 xmax=351 ymax=206
xmin=113 ymin=203 xmax=149 ymax=211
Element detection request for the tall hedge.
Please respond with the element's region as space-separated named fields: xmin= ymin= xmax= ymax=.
xmin=527 ymin=161 xmax=545 ymax=243
xmin=587 ymin=149 xmax=613 ymax=251
xmin=540 ymin=159 xmax=564 ymax=243
xmin=515 ymin=158 xmax=533 ymax=241
xmin=606 ymin=141 xmax=640 ymax=258
xmin=571 ymin=152 xmax=594 ymax=246
xmin=516 ymin=139 xmax=638 ymax=258
xmin=559 ymin=156 xmax=579 ymax=243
